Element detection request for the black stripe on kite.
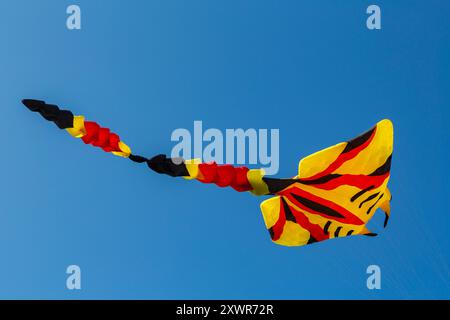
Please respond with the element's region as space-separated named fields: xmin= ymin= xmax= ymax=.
xmin=299 ymin=174 xmax=342 ymax=185
xmin=384 ymin=211 xmax=390 ymax=228
xmin=351 ymin=185 xmax=375 ymax=202
xmin=346 ymin=230 xmax=354 ymax=236
xmin=281 ymin=197 xmax=297 ymax=222
xmin=367 ymin=193 xmax=384 ymax=215
xmin=334 ymin=226 xmax=342 ymax=238
xmin=22 ymin=99 xmax=74 ymax=129
xmin=359 ymin=192 xmax=380 ymax=208
xmin=307 ymin=236 xmax=318 ymax=244
xmin=323 ymin=221 xmax=331 ymax=235
xmin=369 ymin=155 xmax=392 ymax=176
xmin=291 ymin=193 xmax=345 ymax=219
xmin=342 ymin=126 xmax=375 ymax=154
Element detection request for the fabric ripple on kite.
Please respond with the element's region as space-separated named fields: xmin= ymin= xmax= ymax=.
xmin=22 ymin=98 xmax=394 ymax=247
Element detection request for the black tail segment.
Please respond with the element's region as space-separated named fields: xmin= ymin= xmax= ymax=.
xmin=369 ymin=155 xmax=392 ymax=176
xmin=22 ymin=99 xmax=74 ymax=129
xmin=129 ymin=154 xmax=189 ymax=177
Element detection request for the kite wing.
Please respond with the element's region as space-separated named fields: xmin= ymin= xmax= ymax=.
xmin=260 ymin=119 xmax=393 ymax=246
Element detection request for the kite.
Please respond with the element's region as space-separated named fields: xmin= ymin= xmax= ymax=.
xmin=22 ymin=99 xmax=393 ymax=247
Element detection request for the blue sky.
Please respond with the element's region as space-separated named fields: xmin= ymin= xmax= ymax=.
xmin=0 ymin=0 xmax=449 ymax=299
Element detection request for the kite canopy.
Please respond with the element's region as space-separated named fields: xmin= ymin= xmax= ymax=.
xmin=260 ymin=119 xmax=393 ymax=246
xmin=22 ymin=99 xmax=393 ymax=247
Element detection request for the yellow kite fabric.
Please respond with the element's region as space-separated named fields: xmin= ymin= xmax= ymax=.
xmin=22 ymin=99 xmax=393 ymax=247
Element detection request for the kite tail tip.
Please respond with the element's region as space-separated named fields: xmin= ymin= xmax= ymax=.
xmin=22 ymin=98 xmax=44 ymax=110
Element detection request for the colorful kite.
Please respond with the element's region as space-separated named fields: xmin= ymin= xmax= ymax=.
xmin=22 ymin=99 xmax=393 ymax=247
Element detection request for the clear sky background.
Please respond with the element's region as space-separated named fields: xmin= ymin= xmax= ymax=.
xmin=0 ymin=0 xmax=449 ymax=299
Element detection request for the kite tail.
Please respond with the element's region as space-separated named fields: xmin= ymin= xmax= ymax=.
xmin=21 ymin=99 xmax=273 ymax=195
xmin=22 ymin=99 xmax=393 ymax=247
